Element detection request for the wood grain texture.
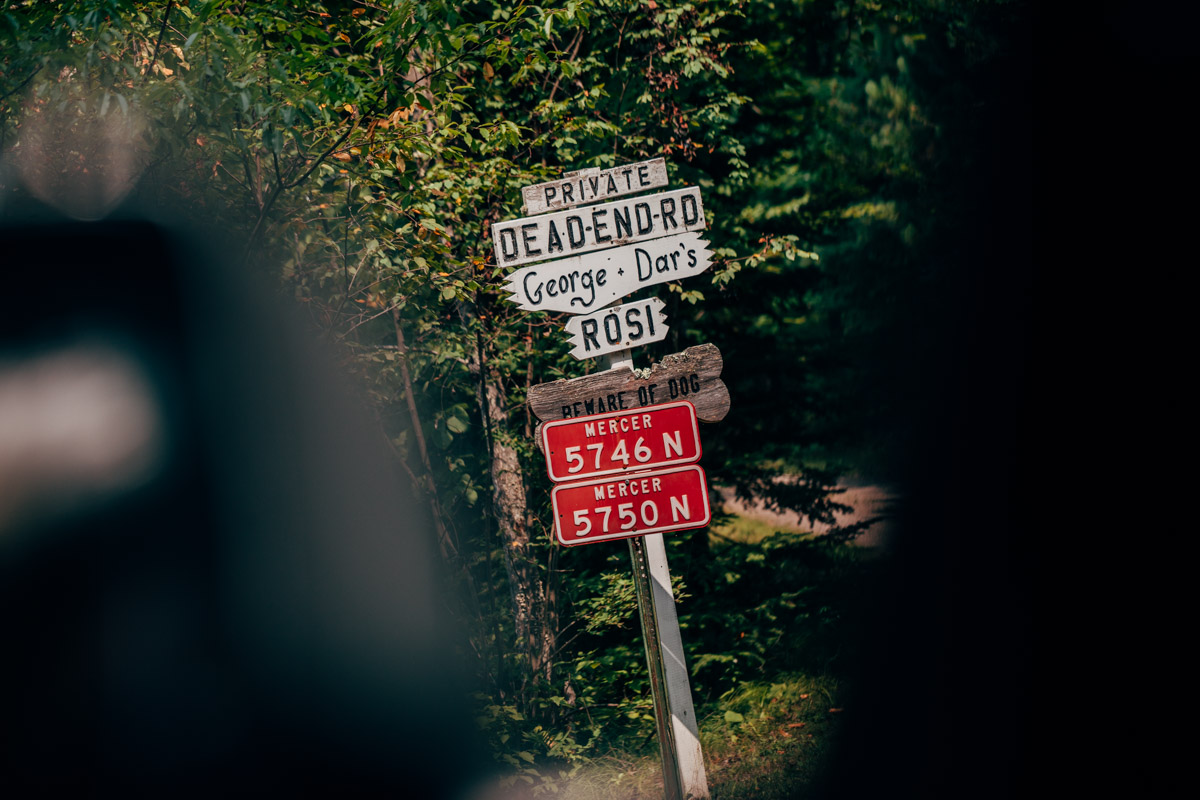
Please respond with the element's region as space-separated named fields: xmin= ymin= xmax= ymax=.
xmin=521 ymin=158 xmax=668 ymax=215
xmin=564 ymin=298 xmax=669 ymax=360
xmin=501 ymin=233 xmax=712 ymax=314
xmin=493 ymin=187 xmax=706 ymax=268
xmin=528 ymin=342 xmax=729 ymax=424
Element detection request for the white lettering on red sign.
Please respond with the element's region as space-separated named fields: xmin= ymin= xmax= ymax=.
xmin=551 ymin=464 xmax=711 ymax=547
xmin=541 ymin=400 xmax=701 ymax=482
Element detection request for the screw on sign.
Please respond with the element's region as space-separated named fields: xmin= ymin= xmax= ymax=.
xmin=551 ymin=464 xmax=711 ymax=547
xmin=541 ymin=401 xmax=701 ymax=482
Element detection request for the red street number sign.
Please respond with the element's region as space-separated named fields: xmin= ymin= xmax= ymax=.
xmin=541 ymin=400 xmax=701 ymax=482
xmin=551 ymin=464 xmax=712 ymax=547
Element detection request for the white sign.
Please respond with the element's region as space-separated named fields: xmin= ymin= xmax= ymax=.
xmin=492 ymin=186 xmax=706 ymax=268
xmin=565 ymin=298 xmax=668 ymax=360
xmin=521 ymin=158 xmax=669 ymax=215
xmin=501 ymin=232 xmax=712 ymax=314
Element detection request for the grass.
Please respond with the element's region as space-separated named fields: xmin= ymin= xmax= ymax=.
xmin=707 ymin=511 xmax=807 ymax=544
xmin=700 ymin=674 xmax=846 ymax=799
xmin=482 ymin=674 xmax=848 ymax=799
xmin=479 ymin=512 xmax=869 ymax=798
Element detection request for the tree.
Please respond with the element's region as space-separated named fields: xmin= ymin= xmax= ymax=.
xmin=2 ymin=0 xmax=1031 ymax=779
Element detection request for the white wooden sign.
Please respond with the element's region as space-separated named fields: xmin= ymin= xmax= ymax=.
xmin=564 ymin=298 xmax=668 ymax=360
xmin=501 ymin=232 xmax=712 ymax=314
xmin=521 ymin=158 xmax=669 ymax=215
xmin=492 ymin=186 xmax=706 ymax=269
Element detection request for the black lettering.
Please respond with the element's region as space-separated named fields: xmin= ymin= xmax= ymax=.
xmin=566 ymin=216 xmax=585 ymax=249
xmin=625 ymin=307 xmax=644 ymax=340
xmin=636 ymin=248 xmax=653 ymax=281
xmin=573 ymin=401 xmax=582 ymax=417
xmin=622 ymin=168 xmax=634 ymax=189
xmin=521 ymin=223 xmax=541 ymax=257
xmin=581 ymin=318 xmax=600 ymax=351
xmin=593 ymin=209 xmax=611 ymax=243
xmin=589 ymin=176 xmax=600 ymax=196
xmin=544 ymin=186 xmax=557 ymax=206
xmin=563 ymin=183 xmax=575 ymax=203
xmin=638 ymin=164 xmax=650 ymax=186
xmin=523 ymin=271 xmax=543 ymax=305
xmin=607 ymin=394 xmax=618 ymax=412
xmin=547 ymin=220 xmax=564 ymax=253
xmin=637 ymin=386 xmax=649 ymax=405
xmin=668 ymin=378 xmax=679 ymax=399
xmin=681 ymin=193 xmax=700 ymax=225
xmin=678 ymin=377 xmax=690 ymax=396
xmin=660 ymin=197 xmax=677 ymax=229
xmin=690 ymin=373 xmax=701 ymax=392
xmin=573 ymin=270 xmax=596 ymax=308
xmin=596 ymin=269 xmax=607 ymax=286
xmin=669 ymin=250 xmax=681 ymax=270
xmin=584 ymin=398 xmax=596 ymax=414
xmin=634 ymin=202 xmax=653 ymax=234
xmin=656 ymin=254 xmax=669 ymax=273
xmin=595 ymin=395 xmax=607 ymax=412
xmin=499 ymin=228 xmax=519 ymax=261
xmin=688 ymin=247 xmax=697 ymax=268
xmin=617 ymin=391 xmax=628 ymax=409
xmin=648 ymin=383 xmax=658 ymax=403
xmin=645 ymin=304 xmax=656 ymax=336
xmin=606 ymin=174 xmax=618 ymax=193
xmin=545 ymin=279 xmax=557 ymax=297
xmin=558 ymin=275 xmax=570 ymax=294
xmin=562 ymin=405 xmax=572 ymax=418
xmin=612 ymin=206 xmax=633 ymax=239
xmin=603 ymin=312 xmax=621 ymax=345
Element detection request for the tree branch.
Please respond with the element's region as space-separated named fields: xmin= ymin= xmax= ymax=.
xmin=143 ymin=0 xmax=175 ymax=80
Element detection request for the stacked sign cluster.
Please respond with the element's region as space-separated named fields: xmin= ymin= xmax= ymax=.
xmin=491 ymin=158 xmax=726 ymax=547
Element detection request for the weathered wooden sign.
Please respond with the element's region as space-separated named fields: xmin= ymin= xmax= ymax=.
xmin=522 ymin=158 xmax=668 ymax=215
xmin=529 ymin=343 xmax=730 ymax=424
xmin=501 ymin=232 xmax=712 ymax=314
xmin=564 ymin=298 xmax=669 ymax=360
xmin=492 ymin=186 xmax=706 ymax=268
xmin=541 ymin=401 xmax=701 ymax=482
xmin=550 ymin=464 xmax=712 ymax=547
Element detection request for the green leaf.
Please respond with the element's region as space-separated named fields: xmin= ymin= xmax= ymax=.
xmin=724 ymin=710 xmax=745 ymax=723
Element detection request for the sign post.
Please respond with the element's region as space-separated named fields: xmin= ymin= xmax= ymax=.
xmin=629 ymin=533 xmax=685 ymax=800
xmin=493 ymin=158 xmax=721 ymax=799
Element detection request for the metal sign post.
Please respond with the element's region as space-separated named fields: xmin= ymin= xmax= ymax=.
xmin=603 ymin=350 xmax=709 ymax=800
xmin=629 ymin=533 xmax=684 ymax=800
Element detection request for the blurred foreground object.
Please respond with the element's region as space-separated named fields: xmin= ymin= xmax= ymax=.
xmin=0 ymin=218 xmax=485 ymax=796
xmin=5 ymin=84 xmax=146 ymax=221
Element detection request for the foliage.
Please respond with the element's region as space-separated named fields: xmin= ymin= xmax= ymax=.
xmin=1 ymin=0 xmax=1028 ymax=787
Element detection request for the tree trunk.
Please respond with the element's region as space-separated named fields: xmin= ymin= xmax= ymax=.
xmin=472 ymin=335 xmax=554 ymax=693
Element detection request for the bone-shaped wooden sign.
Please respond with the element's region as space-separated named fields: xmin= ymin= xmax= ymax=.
xmin=528 ymin=343 xmax=730 ymax=424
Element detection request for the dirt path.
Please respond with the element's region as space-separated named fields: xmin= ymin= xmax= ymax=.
xmin=716 ymin=478 xmax=898 ymax=549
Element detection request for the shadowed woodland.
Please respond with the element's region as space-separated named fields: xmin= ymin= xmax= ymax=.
xmin=1 ymin=2 xmax=1033 ymax=797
